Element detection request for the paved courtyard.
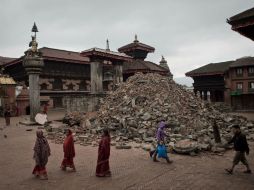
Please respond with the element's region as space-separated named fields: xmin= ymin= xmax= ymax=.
xmin=0 ymin=112 xmax=254 ymax=190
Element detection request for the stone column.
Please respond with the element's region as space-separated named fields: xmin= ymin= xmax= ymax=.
xmin=23 ymin=56 xmax=44 ymax=122
xmin=114 ymin=64 xmax=123 ymax=84
xmin=90 ymin=62 xmax=103 ymax=93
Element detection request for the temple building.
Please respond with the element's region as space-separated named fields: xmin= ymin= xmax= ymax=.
xmin=159 ymin=56 xmax=173 ymax=79
xmin=119 ymin=35 xmax=172 ymax=80
xmin=2 ymin=33 xmax=172 ymax=114
xmin=0 ymin=73 xmax=16 ymax=116
xmin=186 ymin=61 xmax=233 ymax=102
xmin=186 ymin=57 xmax=254 ymax=110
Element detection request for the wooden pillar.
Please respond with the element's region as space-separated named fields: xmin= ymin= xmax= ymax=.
xmin=114 ymin=64 xmax=123 ymax=84
xmin=91 ymin=62 xmax=103 ymax=93
xmin=204 ymin=91 xmax=208 ymax=101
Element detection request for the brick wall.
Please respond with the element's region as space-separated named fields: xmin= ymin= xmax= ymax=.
xmin=228 ymin=67 xmax=254 ymax=93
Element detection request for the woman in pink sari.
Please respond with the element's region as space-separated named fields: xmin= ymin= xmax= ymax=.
xmin=61 ymin=129 xmax=76 ymax=171
xmin=96 ymin=129 xmax=111 ymax=177
xmin=32 ymin=131 xmax=51 ymax=180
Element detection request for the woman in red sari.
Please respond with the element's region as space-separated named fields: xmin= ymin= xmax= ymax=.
xmin=96 ymin=128 xmax=111 ymax=177
xmin=32 ymin=130 xmax=51 ymax=180
xmin=61 ymin=129 xmax=76 ymax=171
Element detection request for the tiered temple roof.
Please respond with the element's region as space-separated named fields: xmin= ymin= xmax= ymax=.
xmin=123 ymin=60 xmax=167 ymax=74
xmin=118 ymin=35 xmax=155 ymax=60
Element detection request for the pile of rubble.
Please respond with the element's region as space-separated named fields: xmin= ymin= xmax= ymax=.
xmin=45 ymin=73 xmax=254 ymax=155
xmin=62 ymin=112 xmax=84 ymax=126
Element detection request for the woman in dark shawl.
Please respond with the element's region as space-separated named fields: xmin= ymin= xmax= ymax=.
xmin=61 ymin=129 xmax=76 ymax=171
xmin=96 ymin=128 xmax=111 ymax=177
xmin=32 ymin=130 xmax=51 ymax=180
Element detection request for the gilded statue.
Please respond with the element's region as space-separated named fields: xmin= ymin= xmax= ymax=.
xmin=29 ymin=36 xmax=38 ymax=53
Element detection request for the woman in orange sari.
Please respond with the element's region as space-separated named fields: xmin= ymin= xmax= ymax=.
xmin=96 ymin=129 xmax=111 ymax=177
xmin=61 ymin=129 xmax=76 ymax=171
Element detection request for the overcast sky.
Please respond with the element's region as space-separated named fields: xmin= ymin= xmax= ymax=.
xmin=0 ymin=0 xmax=254 ymax=78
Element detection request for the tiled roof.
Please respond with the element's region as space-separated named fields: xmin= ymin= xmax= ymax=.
xmin=0 ymin=56 xmax=17 ymax=66
xmin=186 ymin=61 xmax=233 ymax=76
xmin=123 ymin=60 xmax=168 ymax=73
xmin=0 ymin=75 xmax=16 ymax=85
xmin=230 ymin=57 xmax=254 ymax=67
xmin=228 ymin=7 xmax=254 ymax=24
xmin=40 ymin=47 xmax=90 ymax=63
xmin=118 ymin=42 xmax=155 ymax=53
xmin=5 ymin=47 xmax=90 ymax=66
xmin=81 ymin=48 xmax=131 ymax=61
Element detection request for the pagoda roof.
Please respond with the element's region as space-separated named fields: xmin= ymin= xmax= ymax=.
xmin=123 ymin=60 xmax=168 ymax=74
xmin=41 ymin=47 xmax=90 ymax=63
xmin=227 ymin=7 xmax=254 ymax=41
xmin=118 ymin=41 xmax=155 ymax=53
xmin=228 ymin=7 xmax=254 ymax=24
xmin=5 ymin=47 xmax=90 ymax=67
xmin=186 ymin=61 xmax=233 ymax=77
xmin=80 ymin=47 xmax=131 ymax=61
xmin=0 ymin=56 xmax=17 ymax=66
xmin=230 ymin=56 xmax=254 ymax=68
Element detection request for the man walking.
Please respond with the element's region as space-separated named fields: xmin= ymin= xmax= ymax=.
xmin=225 ymin=124 xmax=251 ymax=174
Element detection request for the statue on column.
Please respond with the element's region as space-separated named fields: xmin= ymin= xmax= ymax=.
xmin=29 ymin=36 xmax=38 ymax=53
xmin=24 ymin=22 xmax=42 ymax=57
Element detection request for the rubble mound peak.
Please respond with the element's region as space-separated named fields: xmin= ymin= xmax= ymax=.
xmin=99 ymin=73 xmax=221 ymax=132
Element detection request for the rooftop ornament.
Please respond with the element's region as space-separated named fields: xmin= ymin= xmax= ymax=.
xmin=134 ymin=34 xmax=139 ymax=43
xmin=106 ymin=39 xmax=110 ymax=51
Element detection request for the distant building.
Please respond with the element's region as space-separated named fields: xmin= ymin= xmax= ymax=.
xmin=0 ymin=74 xmax=16 ymax=116
xmin=186 ymin=57 xmax=254 ymax=110
xmin=186 ymin=61 xmax=233 ymax=102
xmin=227 ymin=57 xmax=254 ymax=110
